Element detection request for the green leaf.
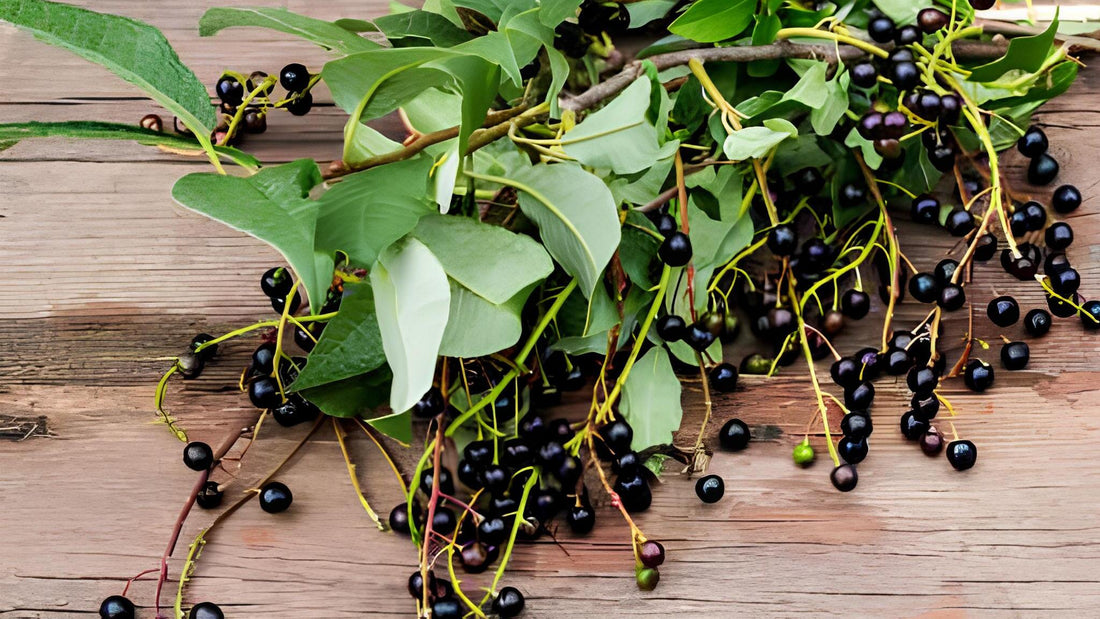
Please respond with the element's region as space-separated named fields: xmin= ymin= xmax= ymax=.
xmin=365 ymin=409 xmax=413 ymax=444
xmin=627 ymin=0 xmax=677 ymax=28
xmin=412 ymin=214 xmax=553 ymax=304
xmin=619 ymin=212 xmax=661 ymax=288
xmin=872 ymin=0 xmax=931 ymax=24
xmin=562 ymin=78 xmax=665 ymax=175
xmin=723 ymin=118 xmax=797 ymax=160
xmin=0 ymin=120 xmax=259 ymax=169
xmin=439 ymin=281 xmax=532 ymax=357
xmin=323 ymin=47 xmax=455 ymax=119
xmin=620 ymin=346 xmax=683 ymax=450
xmin=199 ymin=7 xmax=380 ymax=54
xmin=0 ymin=0 xmax=215 ymax=133
xmin=373 ymin=10 xmax=474 ymax=47
xmin=669 ymin=0 xmax=755 ymax=43
xmin=539 ymin=0 xmax=582 ymax=26
xmin=171 ymin=160 xmax=332 ymax=315
xmin=811 ymin=71 xmax=850 ymax=135
xmin=314 ymin=156 xmax=436 ymax=268
xmin=895 ymin=141 xmax=941 ymax=194
xmin=370 ymin=238 xmax=451 ymax=413
xmin=482 ymin=164 xmax=621 ymax=297
xmin=300 ymin=371 xmax=392 ymax=418
xmin=290 ymin=283 xmax=386 ymax=392
xmin=781 ymin=61 xmax=828 ymax=108
xmin=748 ymin=14 xmax=783 ymax=77
xmin=844 ymin=128 xmax=882 ymax=169
xmin=969 ymin=15 xmax=1059 ymax=83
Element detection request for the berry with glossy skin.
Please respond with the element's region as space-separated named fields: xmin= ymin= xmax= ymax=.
xmin=1046 ymin=222 xmax=1074 ymax=251
xmin=1052 ymin=184 xmax=1082 ymax=213
xmin=964 ymin=359 xmax=995 ymax=392
xmin=270 ymin=290 xmax=302 ymax=314
xmin=196 ymin=480 xmax=224 ymax=509
xmin=838 ymin=437 xmax=868 ymax=464
xmin=858 ymin=111 xmax=884 ymax=139
xmin=1017 ymin=126 xmax=1048 ymax=158
xmin=851 ymin=62 xmax=878 ymax=88
xmin=718 ymin=418 xmax=751 ymax=451
xmin=908 ymin=273 xmax=940 ymax=304
xmin=654 ymin=213 xmax=677 ymax=237
xmin=1044 ymin=252 xmax=1071 ymax=275
xmin=911 ymin=394 xmax=939 ymax=421
xmin=974 ymin=233 xmax=998 ymax=261
xmin=1050 ymin=267 xmax=1081 ymax=296
xmin=891 ymin=60 xmax=921 ymax=91
xmin=911 ymin=194 xmax=940 ymax=224
xmin=1002 ymin=250 xmax=1039 ymax=281
xmin=938 ymin=284 xmax=966 ymax=311
xmin=792 ymin=440 xmax=815 ymax=466
xmin=844 ymin=381 xmax=875 ymax=410
xmin=944 ymin=209 xmax=975 ymax=236
xmin=189 ymin=602 xmax=225 ymax=619
xmin=946 ymin=440 xmax=977 ymax=470
xmin=248 ymin=376 xmax=281 ymax=409
xmin=99 ymin=596 xmax=136 ymax=619
xmin=493 ymin=587 xmax=526 ymax=618
xmin=279 ymin=63 xmax=310 ymax=91
xmin=176 ymin=351 xmax=205 ymax=380
xmin=841 ymin=412 xmax=873 ymax=440
xmin=1024 ymin=308 xmax=1053 ymax=337
xmin=868 ymin=16 xmax=896 ymax=43
xmin=431 ymin=599 xmax=462 ymax=619
xmin=183 ymin=441 xmax=214 ymax=471
xmin=907 ymin=366 xmax=939 ymax=397
xmin=285 ymin=91 xmax=313 ymax=116
xmin=639 ymin=540 xmax=666 ymax=567
xmin=695 ymin=474 xmax=725 ymax=504
xmin=190 ymin=333 xmax=218 ymax=361
xmin=920 ymin=428 xmax=945 ymax=456
xmin=830 ymin=464 xmax=858 ymax=492
xmin=917 ymin=7 xmax=949 ymax=32
xmin=987 ymin=296 xmax=1019 ymax=327
xmin=567 ymin=503 xmax=596 ymax=534
xmin=767 ymin=224 xmax=798 ymax=256
xmin=940 ymin=94 xmax=962 ymax=124
xmin=684 ymin=324 xmax=716 ymax=351
xmin=260 ymin=266 xmax=293 ymax=298
xmin=1049 ymin=292 xmax=1081 ymax=318
xmin=614 ymin=467 xmax=652 ymax=512
xmin=600 ymin=419 xmax=634 ymax=457
xmin=894 ymin=24 xmax=921 ymax=45
xmin=411 ymin=387 xmax=445 ymax=418
xmin=420 ymin=467 xmax=455 ymax=496
xmin=928 ymin=144 xmax=957 ymax=172
xmin=901 ymin=411 xmax=931 ymax=440
xmin=636 ymin=567 xmax=660 ymax=591
xmin=709 ymin=363 xmax=738 ymax=393
xmin=655 ymin=314 xmax=686 ymax=342
xmin=389 ymin=503 xmax=419 ymax=535
xmin=1082 ymin=300 xmax=1100 ymax=330
xmin=259 ymin=481 xmax=293 ymax=513
xmin=1022 ymin=201 xmax=1047 ymax=231
xmin=215 ymin=74 xmax=244 ymax=106
xmin=1001 ymin=341 xmax=1030 ymax=370
xmin=1009 ymin=209 xmax=1029 ymax=237
xmin=1028 ymin=153 xmax=1059 ymax=185
xmin=658 ymin=232 xmax=692 ymax=266
xmin=830 ymin=357 xmax=861 ymax=389
xmin=883 ymin=348 xmax=912 ymax=375
xmin=841 ymin=289 xmax=871 ymax=320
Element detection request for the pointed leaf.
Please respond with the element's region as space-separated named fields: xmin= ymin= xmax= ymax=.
xmin=371 ymin=238 xmax=451 ymax=413
xmin=668 ymin=0 xmax=755 ymax=43
xmin=290 ymin=283 xmax=387 ymax=392
xmin=968 ymin=16 xmax=1060 ymax=83
xmin=620 ymin=346 xmax=683 ymax=450
xmin=199 ymin=7 xmax=380 ymax=54
xmin=439 ymin=281 xmax=532 ymax=357
xmin=562 ymin=78 xmax=664 ymax=175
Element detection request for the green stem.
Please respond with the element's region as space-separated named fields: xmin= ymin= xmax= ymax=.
xmin=775 ymin=27 xmax=890 ymax=58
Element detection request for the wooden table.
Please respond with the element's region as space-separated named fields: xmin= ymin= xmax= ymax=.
xmin=3 ymin=2 xmax=1100 ymax=616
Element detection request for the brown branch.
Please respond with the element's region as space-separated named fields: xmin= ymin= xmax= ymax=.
xmin=560 ymin=39 xmax=1012 ymax=113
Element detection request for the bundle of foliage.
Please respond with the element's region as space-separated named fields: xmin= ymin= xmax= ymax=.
xmin=3 ymin=0 xmax=1096 ymax=617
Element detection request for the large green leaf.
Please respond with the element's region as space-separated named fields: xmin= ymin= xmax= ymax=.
xmin=539 ymin=0 xmax=582 ymax=26
xmin=627 ymin=0 xmax=677 ymax=28
xmin=562 ymin=78 xmax=665 ymax=175
xmin=411 ymin=214 xmax=553 ymax=304
xmin=620 ymin=346 xmax=683 ymax=450
xmin=199 ymin=7 xmax=380 ymax=54
xmin=668 ymin=0 xmax=755 ymax=43
xmin=299 ymin=370 xmax=412 ymax=443
xmin=171 ymin=160 xmax=332 ymax=314
xmin=0 ymin=0 xmax=215 ymax=133
xmin=373 ymin=10 xmax=474 ymax=47
xmin=314 ymin=156 xmax=436 ymax=268
xmin=476 ymin=164 xmax=620 ymax=297
xmin=0 ymin=120 xmax=259 ymax=169
xmin=439 ymin=281 xmax=532 ymax=357
xmin=370 ymin=238 xmax=451 ymax=413
xmin=290 ymin=282 xmax=387 ymax=392
xmin=969 ymin=16 xmax=1059 ymax=83
xmin=872 ymin=0 xmax=931 ymax=24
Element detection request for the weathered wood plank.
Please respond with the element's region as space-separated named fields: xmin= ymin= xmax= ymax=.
xmin=2 ymin=0 xmax=1100 ymax=617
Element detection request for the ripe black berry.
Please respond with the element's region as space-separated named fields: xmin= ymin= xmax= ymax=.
xmin=189 ymin=602 xmax=224 ymax=619
xmin=183 ymin=441 xmax=214 ymax=471
xmin=974 ymin=233 xmax=998 ymax=261
xmin=841 ymin=412 xmax=873 ymax=440
xmin=1022 ymin=201 xmax=1047 ymax=231
xmin=858 ymin=111 xmax=884 ymax=139
xmin=1024 ymin=308 xmax=1052 ymax=337
xmin=389 ymin=502 xmax=419 ymax=535
xmin=99 ymin=596 xmax=136 ymax=619
xmin=613 ymin=468 xmax=652 ymax=512
xmin=658 ymin=231 xmax=692 ymax=266
xmin=411 ymin=387 xmax=445 ymax=418
xmin=1009 ymin=209 xmax=1029 ymax=237
xmin=946 ymin=440 xmax=977 ymax=470
xmin=1050 ymin=268 xmax=1081 ymax=296
xmin=830 ymin=357 xmax=862 ymax=389
xmin=432 ymin=507 xmax=457 ymax=534
xmin=655 ymin=212 xmax=677 ymax=237
xmin=911 ymin=393 xmax=939 ymax=421
xmin=928 ymin=144 xmax=957 ymax=172
xmin=260 ymin=266 xmax=292 ymax=298
xmin=868 ymin=15 xmax=896 ymax=43
xmin=841 ymin=289 xmax=871 ymax=320
xmin=248 ymin=376 xmax=281 ymax=409
xmin=907 ymin=366 xmax=938 ymax=397
xmin=944 ymin=209 xmax=974 ymax=236
xmin=279 ymin=63 xmax=310 ymax=91
xmin=938 ymin=284 xmax=966 ymax=311
xmin=431 ymin=599 xmax=462 ymax=619
xmin=1052 ymin=184 xmax=1082 ymax=213
xmin=883 ymin=348 xmax=911 ymax=375
xmin=838 ymin=437 xmax=868 ymax=464
xmin=215 ymin=74 xmax=244 ymax=106
xmin=987 ymin=296 xmax=1019 ymax=327
xmin=718 ymin=418 xmax=751 ymax=451
xmin=830 ymin=463 xmax=858 ymax=492
xmin=908 ymin=273 xmax=940 ymax=304
xmin=1017 ymin=126 xmax=1048 ymax=158
xmin=1048 ymin=291 xmax=1081 ymax=318
xmin=911 ymin=194 xmax=940 ymax=224
xmin=655 ymin=314 xmax=686 ymax=342
xmin=767 ymin=224 xmax=798 ymax=256
xmin=1081 ymin=300 xmax=1100 ymax=330
xmin=709 ymin=363 xmax=738 ymax=393
xmin=493 ymin=587 xmax=526 ymax=618
xmin=936 ymin=260 xmax=960 ymax=283
xmin=567 ymin=502 xmax=596 ymax=534
xmin=270 ymin=290 xmax=302 ymax=314
xmin=963 ymin=359 xmax=994 ymax=392
xmin=844 ymin=381 xmax=875 ymax=410
xmin=684 ymin=324 xmax=716 ymax=351
xmin=258 ymin=481 xmax=292 ymax=513
xmin=890 ymin=61 xmax=920 ymax=91
xmin=1045 ymin=222 xmax=1074 ymax=250
xmin=694 ymin=474 xmax=725 ymax=504
xmin=1028 ymin=153 xmax=1059 ymax=185
xmin=894 ymin=24 xmax=921 ymax=45
xmin=196 ymin=480 xmax=224 ymax=509
xmin=850 ymin=62 xmax=878 ymax=88
xmin=917 ymin=7 xmax=949 ymax=32
xmin=1044 ymin=252 xmax=1070 ymax=275
xmin=901 ymin=411 xmax=931 ymax=440
xmin=420 ymin=467 xmax=456 ymax=496
xmin=285 ymin=91 xmax=313 ymax=116
xmin=1001 ymin=341 xmax=1030 ymax=370
xmin=459 ymin=541 xmax=491 ymax=573
xmin=600 ymin=419 xmax=634 ymax=457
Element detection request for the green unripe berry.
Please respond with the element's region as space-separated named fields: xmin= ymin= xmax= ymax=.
xmin=792 ymin=440 xmax=815 ymax=467
xmin=636 ymin=567 xmax=660 ymax=591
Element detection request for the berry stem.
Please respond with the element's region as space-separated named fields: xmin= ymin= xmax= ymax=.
xmin=484 ymin=471 xmax=538 ymax=599
xmin=153 ymin=364 xmax=188 ymax=442
xmin=686 ymin=351 xmax=714 ymax=475
xmin=333 ymin=417 xmax=385 ymax=530
xmin=774 ymin=27 xmax=890 ymax=58
xmin=355 ymin=419 xmax=409 ymax=494
xmin=788 ymin=275 xmax=841 ymax=468
xmin=220 ymin=75 xmax=278 ymax=146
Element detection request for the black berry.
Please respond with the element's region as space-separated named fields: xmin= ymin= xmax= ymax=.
xmin=841 ymin=289 xmax=871 ymax=320
xmin=215 ymin=74 xmax=244 ymax=106
xmin=987 ymin=296 xmax=1019 ymax=327
xmin=911 ymin=194 xmax=940 ymax=224
xmin=1000 ymin=341 xmax=1030 ymax=370
xmin=841 ymin=412 xmax=873 ymax=440
xmin=639 ymin=540 xmax=666 ymax=567
xmin=709 ymin=363 xmax=738 ymax=392
xmin=894 ymin=24 xmax=921 ymax=45
xmin=718 ymin=418 xmax=750 ymax=451
xmin=695 ymin=474 xmax=725 ymax=503
xmin=248 ymin=376 xmax=281 ymax=409
xmin=196 ymin=480 xmax=224 ymax=509
xmin=767 ymin=224 xmax=798 ymax=256
xmin=1081 ymin=300 xmax=1100 ymax=330
xmin=944 ymin=209 xmax=975 ymax=237
xmin=411 ymin=387 xmax=445 ymax=418
xmin=1027 ymin=153 xmax=1059 ymax=185
xmin=963 ymin=359 xmax=994 ymax=392
xmin=658 ymin=232 xmax=692 ymax=266
xmin=613 ymin=467 xmax=652 ymax=512
xmin=656 ymin=314 xmax=687 ymax=342
xmin=567 ymin=503 xmax=596 ymax=534
xmin=493 ymin=587 xmax=526 ymax=618
xmin=838 ymin=437 xmax=868 ymax=464
xmin=1045 ymin=222 xmax=1073 ymax=250
xmin=1024 ymin=308 xmax=1053 ymax=337
xmin=285 ymin=91 xmax=313 ymax=116
xmin=946 ymin=439 xmax=977 ymax=470
xmin=1052 ymin=184 xmax=1082 ymax=213
xmin=183 ymin=441 xmax=214 ymax=471
xmin=901 ymin=411 xmax=930 ymax=440
xmin=258 ymin=481 xmax=293 ymax=513
xmin=850 ymin=62 xmax=878 ymax=88
xmin=188 ymin=602 xmax=224 ymax=619
xmin=868 ymin=16 xmax=896 ymax=43
xmin=830 ymin=464 xmax=858 ymax=492
xmin=279 ymin=63 xmax=310 ymax=91
xmin=1017 ymin=126 xmax=1048 ymax=158
xmin=908 ymin=273 xmax=940 ymax=304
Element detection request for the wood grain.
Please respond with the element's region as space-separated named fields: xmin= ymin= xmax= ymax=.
xmin=2 ymin=1 xmax=1100 ymax=617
